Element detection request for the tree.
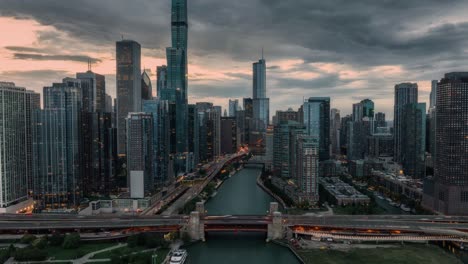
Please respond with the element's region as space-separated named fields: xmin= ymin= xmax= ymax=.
xmin=32 ymin=237 xmax=47 ymax=249
xmin=62 ymin=233 xmax=80 ymax=249
xmin=14 ymin=247 xmax=48 ymax=261
xmin=49 ymin=233 xmax=64 ymax=246
xmin=20 ymin=234 xmax=37 ymax=244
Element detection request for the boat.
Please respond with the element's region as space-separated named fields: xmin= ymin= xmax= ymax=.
xmin=170 ymin=249 xmax=188 ymax=264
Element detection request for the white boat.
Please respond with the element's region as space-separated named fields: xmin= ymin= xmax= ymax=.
xmin=170 ymin=249 xmax=188 ymax=264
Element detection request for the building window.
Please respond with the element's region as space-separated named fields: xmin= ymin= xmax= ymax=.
xmin=461 ymin=191 xmax=468 ymax=203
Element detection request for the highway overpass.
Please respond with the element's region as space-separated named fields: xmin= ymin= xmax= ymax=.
xmin=1 ymin=203 xmax=468 ymax=244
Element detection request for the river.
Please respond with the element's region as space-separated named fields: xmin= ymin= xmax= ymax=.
xmin=186 ymin=166 xmax=300 ymax=264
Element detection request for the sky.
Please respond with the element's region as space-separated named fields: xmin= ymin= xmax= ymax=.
xmin=1 ymin=0 xmax=468 ymax=118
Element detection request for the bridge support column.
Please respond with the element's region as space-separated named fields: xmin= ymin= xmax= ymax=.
xmin=267 ymin=212 xmax=284 ymax=241
xmin=188 ymin=211 xmax=205 ymax=242
xmin=196 ymin=202 xmax=205 ymax=216
xmin=269 ymin=202 xmax=278 ymax=215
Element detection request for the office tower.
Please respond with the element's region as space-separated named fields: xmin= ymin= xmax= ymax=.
xmin=302 ymin=97 xmax=330 ymax=161
xmin=375 ymin=112 xmax=387 ymax=128
xmin=401 ymin=103 xmax=426 ymax=178
xmin=196 ymin=103 xmax=220 ymax=162
xmin=81 ymin=112 xmax=115 ymax=196
xmin=330 ymin=109 xmax=341 ymax=155
xmin=274 ymin=108 xmax=300 ymax=125
xmin=289 ymin=127 xmax=307 ymax=180
xmin=188 ymin=104 xmax=200 ymax=165
xmin=352 ymin=99 xmax=374 ymax=122
xmin=146 ymin=100 xmax=171 ymax=183
xmin=156 ymin=65 xmax=168 ymax=98
xmin=25 ymin=90 xmax=40 ymax=194
xmin=171 ymin=0 xmax=188 ymax=50
xmin=430 ymin=80 xmax=438 ymax=109
xmin=264 ymin=125 xmax=274 ymax=171
xmin=394 ymin=83 xmax=418 ymax=162
xmin=0 ymin=83 xmax=35 ymax=212
xmin=35 ymin=78 xmax=82 ymax=208
xmin=220 ymin=117 xmax=239 ymax=154
xmin=340 ymin=115 xmax=352 ymax=155
xmin=229 ymin=99 xmax=239 ymax=117
xmin=252 ymin=57 xmax=269 ymax=131
xmin=423 ymin=73 xmax=468 ymax=215
xmin=348 ymin=99 xmax=375 ymax=160
xmin=126 ymin=113 xmax=154 ymax=194
xmin=116 ymin=40 xmax=142 ymax=156
xmin=428 ymin=80 xmax=438 ymax=158
xmin=236 ymin=110 xmax=246 ymax=145
xmin=76 ymin=70 xmax=106 ymax=113
xmin=296 ymin=136 xmax=320 ymax=203
xmin=242 ymin=98 xmax=253 ymax=145
xmin=141 ymin=70 xmax=153 ymax=100
xmin=273 ymin=121 xmax=305 ymax=178
xmin=368 ymin=132 xmax=394 ymax=158
xmin=105 ymin=94 xmax=113 ymax=113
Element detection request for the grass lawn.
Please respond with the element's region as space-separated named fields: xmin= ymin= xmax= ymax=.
xmin=91 ymin=245 xmax=146 ymax=259
xmin=298 ymin=244 xmax=461 ymax=264
xmin=48 ymin=243 xmax=115 ymax=260
xmin=92 ymin=247 xmax=169 ymax=264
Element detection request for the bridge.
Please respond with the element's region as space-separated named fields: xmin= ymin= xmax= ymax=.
xmin=1 ymin=203 xmax=468 ymax=244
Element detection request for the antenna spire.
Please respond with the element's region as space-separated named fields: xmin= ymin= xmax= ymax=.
xmin=261 ymin=47 xmax=264 ymax=60
xmin=87 ymin=59 xmax=92 ymax=71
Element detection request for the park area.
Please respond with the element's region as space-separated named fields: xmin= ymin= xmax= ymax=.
xmin=298 ymin=244 xmax=462 ymax=264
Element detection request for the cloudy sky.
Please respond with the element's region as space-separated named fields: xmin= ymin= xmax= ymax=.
xmin=1 ymin=0 xmax=468 ymax=118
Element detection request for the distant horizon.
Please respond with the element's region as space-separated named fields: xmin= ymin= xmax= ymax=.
xmin=2 ymin=0 xmax=468 ymax=118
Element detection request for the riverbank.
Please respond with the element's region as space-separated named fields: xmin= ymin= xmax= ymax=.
xmin=256 ymin=173 xmax=288 ymax=209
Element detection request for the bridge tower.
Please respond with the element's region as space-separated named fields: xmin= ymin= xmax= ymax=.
xmin=267 ymin=202 xmax=284 ymax=241
xmin=187 ymin=211 xmax=205 ymax=241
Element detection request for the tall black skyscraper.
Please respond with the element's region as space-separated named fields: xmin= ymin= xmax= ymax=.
xmin=116 ymin=40 xmax=141 ymax=157
xmin=394 ymin=83 xmax=418 ymax=162
xmin=423 ymin=73 xmax=468 ymax=215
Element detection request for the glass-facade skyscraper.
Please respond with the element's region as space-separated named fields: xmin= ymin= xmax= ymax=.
xmin=401 ymin=103 xmax=426 ymax=178
xmin=394 ymin=83 xmax=418 ymax=162
xmin=302 ymin=97 xmax=330 ymax=161
xmin=252 ymin=58 xmax=269 ymax=130
xmin=76 ymin=71 xmax=106 ymax=113
xmin=35 ymin=78 xmax=82 ymax=208
xmin=116 ymin=40 xmax=141 ymax=157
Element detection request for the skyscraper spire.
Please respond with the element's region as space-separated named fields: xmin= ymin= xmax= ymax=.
xmin=262 ymin=47 xmax=264 ymax=60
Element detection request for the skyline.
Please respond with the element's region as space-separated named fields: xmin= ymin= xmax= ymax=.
xmin=2 ymin=1 xmax=468 ymax=117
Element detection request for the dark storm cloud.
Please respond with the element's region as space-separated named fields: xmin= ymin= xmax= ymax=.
xmin=2 ymin=0 xmax=468 ymax=115
xmin=5 ymin=46 xmax=45 ymax=53
xmin=13 ymin=53 xmax=101 ymax=63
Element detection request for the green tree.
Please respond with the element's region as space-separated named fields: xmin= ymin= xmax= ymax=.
xmin=14 ymin=247 xmax=48 ymax=261
xmin=62 ymin=233 xmax=80 ymax=249
xmin=20 ymin=234 xmax=37 ymax=244
xmin=49 ymin=233 xmax=64 ymax=246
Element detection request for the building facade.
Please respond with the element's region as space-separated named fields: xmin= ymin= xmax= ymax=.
xmin=302 ymin=97 xmax=330 ymax=161
xmin=116 ymin=40 xmax=142 ymax=156
xmin=394 ymin=83 xmax=418 ymax=162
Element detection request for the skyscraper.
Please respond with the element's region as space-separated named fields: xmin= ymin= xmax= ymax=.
xmin=76 ymin=70 xmax=106 ymax=113
xmin=330 ymin=109 xmax=341 ymax=155
xmin=296 ymin=136 xmax=320 ymax=203
xmin=394 ymin=83 xmax=418 ymax=162
xmin=0 ymin=82 xmax=36 ymax=212
xmin=423 ymin=73 xmax=468 ymax=215
xmin=126 ymin=112 xmax=154 ymax=194
xmin=156 ymin=65 xmax=167 ymax=98
xmin=81 ymin=112 xmax=115 ymax=196
xmin=375 ymin=112 xmax=387 ymax=128
xmin=252 ymin=58 xmax=269 ymax=130
xmin=302 ymin=97 xmax=330 ymax=161
xmin=348 ymin=99 xmax=375 ymax=160
xmin=273 ymin=120 xmax=305 ymax=178
xmin=171 ymin=0 xmax=188 ymax=51
xmin=229 ymin=99 xmax=239 ymax=117
xmin=35 ymin=78 xmax=82 ymax=208
xmin=141 ymin=70 xmax=153 ymax=100
xmin=220 ymin=117 xmax=239 ymax=154
xmin=116 ymin=40 xmax=142 ymax=156
xmin=25 ymin=90 xmax=40 ymax=194
xmin=401 ymin=103 xmax=426 ymax=178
